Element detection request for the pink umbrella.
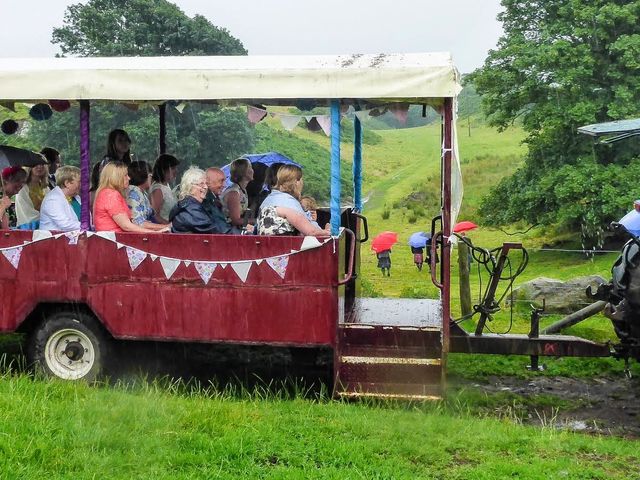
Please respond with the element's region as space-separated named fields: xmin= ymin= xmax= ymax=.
xmin=453 ymin=221 xmax=478 ymax=234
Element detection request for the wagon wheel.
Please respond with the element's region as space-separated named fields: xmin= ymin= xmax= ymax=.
xmin=28 ymin=311 xmax=109 ymax=382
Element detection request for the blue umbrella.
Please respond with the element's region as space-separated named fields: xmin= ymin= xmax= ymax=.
xmin=619 ymin=209 xmax=640 ymax=236
xmin=221 ymin=152 xmax=301 ymax=185
xmin=408 ymin=231 xmax=431 ymax=248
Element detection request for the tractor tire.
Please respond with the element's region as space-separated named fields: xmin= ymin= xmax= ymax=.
xmin=28 ymin=311 xmax=109 ymax=382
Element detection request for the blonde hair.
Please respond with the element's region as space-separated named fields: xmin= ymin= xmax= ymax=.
xmin=300 ymin=196 xmax=317 ymax=211
xmin=178 ymin=166 xmax=206 ymax=200
xmin=275 ymin=165 xmax=303 ymax=199
xmin=55 ymin=166 xmax=80 ymax=188
xmin=26 ymin=162 xmax=50 ymax=188
xmin=96 ymin=161 xmax=128 ymax=197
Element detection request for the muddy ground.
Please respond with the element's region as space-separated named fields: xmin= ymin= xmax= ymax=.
xmin=454 ymin=375 xmax=640 ymax=437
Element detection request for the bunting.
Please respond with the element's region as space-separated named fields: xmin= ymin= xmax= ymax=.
xmin=1 ymin=246 xmax=22 ymax=269
xmin=0 ymin=230 xmax=333 ymax=285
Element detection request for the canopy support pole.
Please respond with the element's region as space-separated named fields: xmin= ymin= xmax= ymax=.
xmin=79 ymin=100 xmax=91 ymax=230
xmin=330 ymin=100 xmax=341 ymax=236
xmin=353 ymin=114 xmax=363 ymax=212
xmin=159 ymin=103 xmax=167 ymax=154
xmin=441 ymin=97 xmax=453 ymax=351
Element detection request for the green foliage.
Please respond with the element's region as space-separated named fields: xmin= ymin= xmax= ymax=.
xmin=52 ymin=0 xmax=245 ymax=57
xmin=25 ymin=0 xmax=253 ymax=170
xmin=254 ymin=123 xmax=352 ymax=203
xmin=469 ymin=0 xmax=640 ymax=246
xmin=381 ymin=206 xmax=390 ymax=220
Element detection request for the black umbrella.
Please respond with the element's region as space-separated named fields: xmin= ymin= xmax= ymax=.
xmin=0 ymin=145 xmax=47 ymax=170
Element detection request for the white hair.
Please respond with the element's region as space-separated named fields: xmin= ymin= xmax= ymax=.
xmin=178 ymin=166 xmax=206 ymax=200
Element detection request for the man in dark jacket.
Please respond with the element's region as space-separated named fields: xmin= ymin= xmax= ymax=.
xmin=202 ymin=167 xmax=240 ymax=234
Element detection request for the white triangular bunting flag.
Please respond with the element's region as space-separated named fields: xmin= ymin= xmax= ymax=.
xmin=85 ymin=231 xmax=95 ymax=237
xmin=316 ymin=115 xmax=332 ymax=136
xmin=96 ymin=231 xmax=117 ymax=243
xmin=175 ymin=102 xmax=187 ymax=114
xmin=300 ymin=236 xmax=323 ymax=251
xmin=220 ymin=263 xmax=227 ymax=269
xmin=53 ymin=233 xmax=64 ymax=239
xmin=116 ymin=242 xmax=124 ymax=249
xmin=1 ymin=246 xmax=23 ymax=269
xmin=184 ymin=260 xmax=191 ymax=267
xmin=194 ymin=262 xmax=217 ymax=284
xmin=125 ymin=247 xmax=147 ymax=271
xmin=266 ymin=256 xmax=289 ymax=279
xmin=255 ymin=259 xmax=263 ymax=265
xmin=280 ymin=115 xmax=301 ymax=131
xmin=159 ymin=257 xmax=180 ymax=279
xmin=32 ymin=230 xmax=53 ymax=242
xmin=230 ymin=261 xmax=252 ymax=283
xmin=150 ymin=254 xmax=158 ymax=261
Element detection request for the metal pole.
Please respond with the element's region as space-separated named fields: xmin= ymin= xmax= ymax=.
xmin=79 ymin=100 xmax=91 ymax=230
xmin=159 ymin=103 xmax=167 ymax=154
xmin=330 ymin=100 xmax=341 ymax=236
xmin=353 ymin=114 xmax=363 ymax=212
xmin=442 ymin=98 xmax=453 ymax=350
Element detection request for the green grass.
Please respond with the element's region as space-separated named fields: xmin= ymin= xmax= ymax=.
xmin=0 ymin=372 xmax=638 ymax=479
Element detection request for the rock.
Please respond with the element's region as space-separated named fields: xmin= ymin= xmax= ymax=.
xmin=508 ymin=275 xmax=607 ymax=313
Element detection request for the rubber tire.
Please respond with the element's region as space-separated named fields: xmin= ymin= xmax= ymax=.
xmin=28 ymin=311 xmax=108 ymax=382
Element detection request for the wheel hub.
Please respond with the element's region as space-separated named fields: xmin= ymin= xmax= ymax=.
xmin=44 ymin=328 xmax=96 ymax=380
xmin=63 ymin=341 xmax=85 ymax=361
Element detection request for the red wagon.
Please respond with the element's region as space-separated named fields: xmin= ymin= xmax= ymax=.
xmin=1 ymin=54 xmax=607 ymax=398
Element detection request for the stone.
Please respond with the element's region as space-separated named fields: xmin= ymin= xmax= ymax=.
xmin=508 ymin=275 xmax=607 ymax=313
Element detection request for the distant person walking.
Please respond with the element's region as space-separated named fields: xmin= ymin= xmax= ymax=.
xmin=377 ymin=249 xmax=392 ymax=277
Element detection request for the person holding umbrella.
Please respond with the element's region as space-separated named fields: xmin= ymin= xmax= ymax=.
xmin=0 ymin=167 xmax=27 ymax=229
xmin=408 ymin=231 xmax=432 ymax=272
xmin=371 ymin=231 xmax=398 ymax=277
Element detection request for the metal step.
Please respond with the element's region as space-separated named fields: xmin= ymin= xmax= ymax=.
xmin=334 ymin=324 xmax=444 ymax=401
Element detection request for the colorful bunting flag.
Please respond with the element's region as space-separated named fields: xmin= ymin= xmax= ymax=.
xmin=266 ymin=256 xmax=289 ymax=279
xmin=1 ymin=246 xmax=23 ymax=269
xmin=126 ymin=247 xmax=147 ymax=271
xmin=247 ymin=105 xmax=268 ymax=124
xmin=194 ymin=262 xmax=217 ymax=284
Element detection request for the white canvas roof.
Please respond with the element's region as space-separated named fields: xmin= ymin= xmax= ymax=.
xmin=0 ymin=53 xmax=461 ymax=104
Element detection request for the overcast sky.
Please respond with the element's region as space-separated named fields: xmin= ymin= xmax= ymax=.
xmin=0 ymin=0 xmax=503 ymax=73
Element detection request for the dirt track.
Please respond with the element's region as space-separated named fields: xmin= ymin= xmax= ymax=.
xmin=459 ymin=375 xmax=640 ymax=437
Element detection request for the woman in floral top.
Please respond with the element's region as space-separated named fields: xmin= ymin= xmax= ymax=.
xmin=125 ymin=161 xmax=166 ymax=231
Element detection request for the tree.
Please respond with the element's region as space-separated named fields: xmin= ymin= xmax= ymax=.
xmin=30 ymin=0 xmax=253 ymax=170
xmin=469 ymin=0 xmax=640 ymax=245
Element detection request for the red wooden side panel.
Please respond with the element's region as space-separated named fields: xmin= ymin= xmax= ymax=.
xmin=0 ymin=231 xmax=341 ymax=346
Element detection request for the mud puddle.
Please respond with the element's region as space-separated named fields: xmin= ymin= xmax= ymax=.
xmin=455 ymin=375 xmax=640 ymax=437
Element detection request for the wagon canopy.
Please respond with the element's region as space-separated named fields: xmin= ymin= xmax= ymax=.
xmin=0 ymin=53 xmax=461 ymax=105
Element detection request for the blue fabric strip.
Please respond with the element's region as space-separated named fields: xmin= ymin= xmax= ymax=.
xmin=353 ymin=115 xmax=363 ymax=212
xmin=330 ymin=100 xmax=341 ymax=236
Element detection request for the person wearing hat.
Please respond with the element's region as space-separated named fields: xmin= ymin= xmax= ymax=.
xmin=0 ymin=167 xmax=27 ymax=229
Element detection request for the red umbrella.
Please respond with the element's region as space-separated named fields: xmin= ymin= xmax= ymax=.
xmin=453 ymin=221 xmax=478 ymax=233
xmin=371 ymin=231 xmax=398 ymax=253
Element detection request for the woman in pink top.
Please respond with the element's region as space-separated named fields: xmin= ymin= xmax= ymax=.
xmin=93 ymin=161 xmax=168 ymax=233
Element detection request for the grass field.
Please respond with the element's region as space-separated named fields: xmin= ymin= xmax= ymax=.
xmin=0 ymin=371 xmax=638 ymax=479
xmin=2 ymin=116 xmax=638 ymax=477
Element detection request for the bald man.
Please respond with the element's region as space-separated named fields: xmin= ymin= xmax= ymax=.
xmin=202 ymin=167 xmax=239 ymax=234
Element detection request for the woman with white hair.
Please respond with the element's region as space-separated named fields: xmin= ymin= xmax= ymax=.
xmin=39 ymin=166 xmax=81 ymax=232
xmin=168 ymin=167 xmax=219 ymax=234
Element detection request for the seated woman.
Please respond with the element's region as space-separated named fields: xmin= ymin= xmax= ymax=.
xmin=39 ymin=166 xmax=81 ymax=232
xmin=93 ymin=161 xmax=168 ymax=233
xmin=257 ymin=165 xmax=330 ymax=236
xmin=126 ymin=161 xmax=166 ymax=232
xmin=150 ymin=153 xmax=180 ymax=224
xmin=100 ymin=128 xmax=133 ymax=168
xmin=15 ymin=163 xmax=50 ymax=229
xmin=0 ymin=167 xmax=27 ymax=229
xmin=169 ymin=167 xmax=220 ymax=234
xmin=221 ymin=158 xmax=253 ymax=228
